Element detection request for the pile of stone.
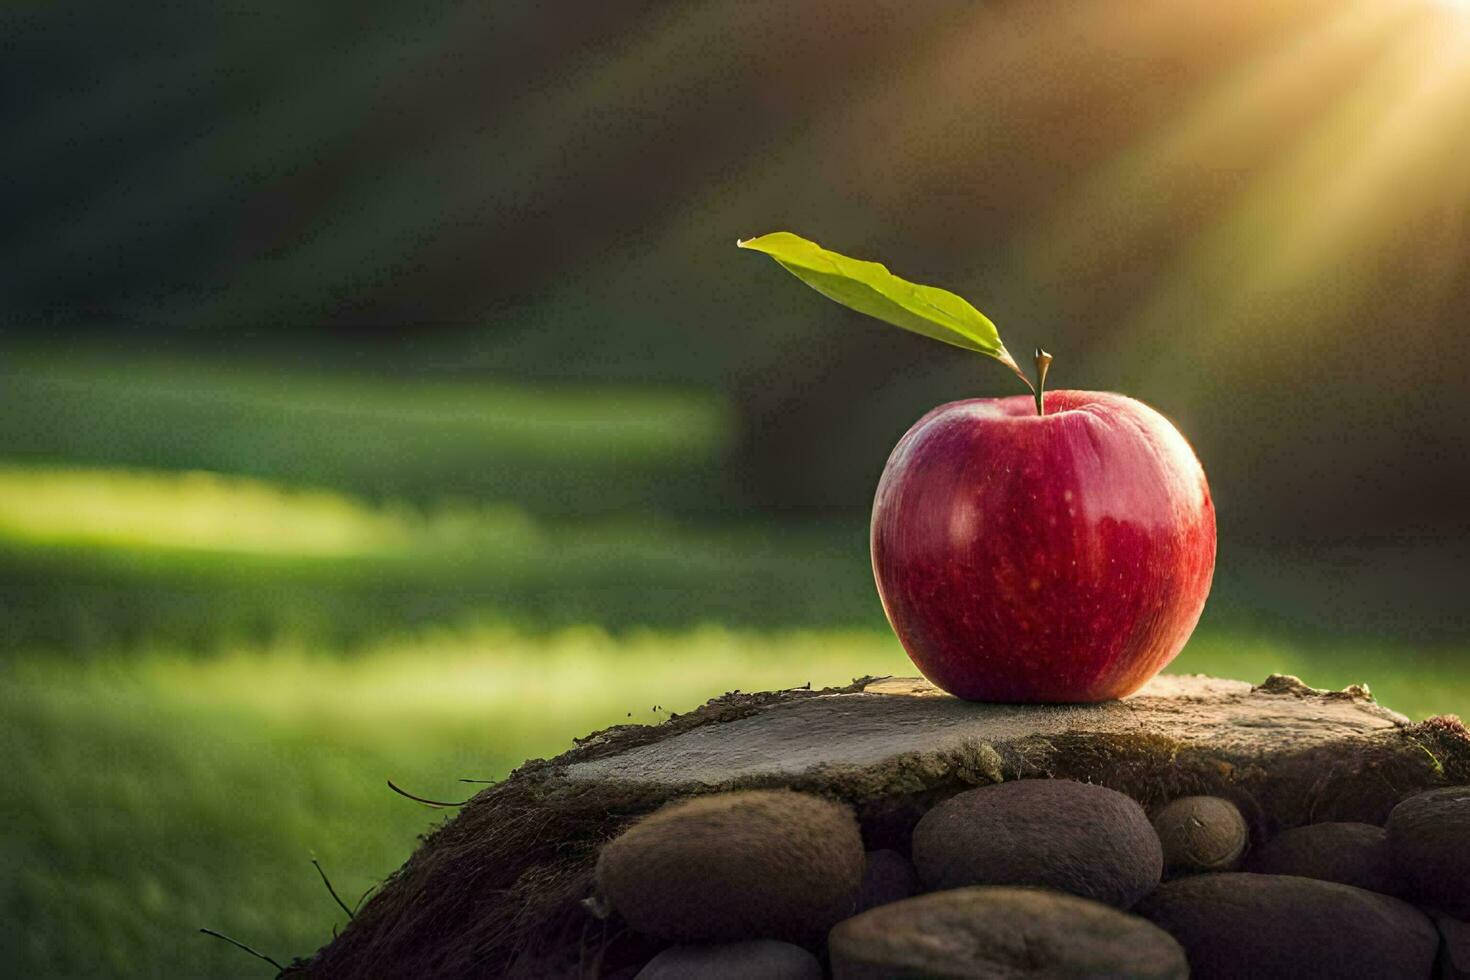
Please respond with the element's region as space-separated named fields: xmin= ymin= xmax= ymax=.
xmin=294 ymin=676 xmax=1470 ymax=979
xmin=595 ymin=782 xmax=1470 ymax=979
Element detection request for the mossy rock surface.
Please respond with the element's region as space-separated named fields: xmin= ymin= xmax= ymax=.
xmin=1152 ymin=796 xmax=1248 ymax=877
xmin=1243 ymin=821 xmax=1398 ymax=894
xmin=1388 ymin=785 xmax=1470 ymax=916
xmin=595 ymin=789 xmax=863 ymax=943
xmin=292 ymin=674 xmax=1470 ymax=979
xmin=911 ymin=780 xmax=1161 ymax=907
xmin=829 ymin=886 xmax=1188 ymax=979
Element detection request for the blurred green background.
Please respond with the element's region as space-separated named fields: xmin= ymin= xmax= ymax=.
xmin=3 ymin=1 xmax=1469 ymax=976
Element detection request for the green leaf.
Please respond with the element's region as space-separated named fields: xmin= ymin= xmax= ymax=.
xmin=738 ymin=231 xmax=1027 ymax=382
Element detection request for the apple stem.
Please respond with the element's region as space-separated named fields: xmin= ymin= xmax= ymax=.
xmin=998 ymin=347 xmax=1036 ymax=397
xmin=1033 ymin=348 xmax=1053 ymax=416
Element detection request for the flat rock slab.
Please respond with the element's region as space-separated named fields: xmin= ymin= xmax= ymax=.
xmin=567 ymin=675 xmax=1404 ymax=789
xmin=295 ymin=674 xmax=1470 ymax=979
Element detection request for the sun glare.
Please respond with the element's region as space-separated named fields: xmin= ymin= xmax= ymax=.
xmin=1018 ymin=0 xmax=1470 ymax=390
xmin=1428 ymin=0 xmax=1470 ymax=33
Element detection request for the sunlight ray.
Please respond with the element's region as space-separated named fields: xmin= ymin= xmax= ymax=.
xmin=1013 ymin=0 xmax=1412 ymax=297
xmin=1265 ymin=24 xmax=1470 ymax=284
xmin=1103 ymin=6 xmax=1470 ymax=388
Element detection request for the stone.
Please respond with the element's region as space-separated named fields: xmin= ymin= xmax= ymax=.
xmin=1388 ymin=786 xmax=1470 ymax=916
xmin=853 ymin=849 xmax=918 ymax=914
xmin=1433 ymin=913 xmax=1470 ymax=980
xmin=1152 ymin=796 xmax=1248 ymax=876
xmin=595 ymin=789 xmax=864 ymax=943
xmin=296 ymin=676 xmax=1470 ymax=979
xmin=567 ymin=675 xmax=1407 ymax=793
xmin=828 ymin=886 xmax=1188 ymax=979
xmin=634 ymin=940 xmax=821 ymax=980
xmin=1136 ymin=872 xmax=1438 ymax=979
xmin=1243 ymin=822 xmax=1399 ymax=895
xmin=912 ymin=779 xmax=1162 ymax=908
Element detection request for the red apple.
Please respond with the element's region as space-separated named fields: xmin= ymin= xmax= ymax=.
xmin=871 ymin=389 xmax=1215 ymax=703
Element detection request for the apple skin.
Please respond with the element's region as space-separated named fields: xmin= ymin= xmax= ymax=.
xmin=871 ymin=390 xmax=1215 ymax=703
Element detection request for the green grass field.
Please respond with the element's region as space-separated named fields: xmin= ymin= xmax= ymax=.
xmin=2 ymin=350 xmax=1465 ymax=978
xmin=0 ymin=345 xmax=731 ymax=518
xmin=6 ymin=622 xmax=1467 ymax=978
xmin=0 ymin=627 xmax=911 ymax=976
